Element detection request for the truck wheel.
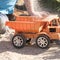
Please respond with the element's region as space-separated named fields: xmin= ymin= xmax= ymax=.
xmin=12 ymin=34 xmax=26 ymax=48
xmin=36 ymin=34 xmax=50 ymax=49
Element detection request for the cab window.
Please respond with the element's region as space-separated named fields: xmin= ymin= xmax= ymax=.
xmin=51 ymin=20 xmax=57 ymax=26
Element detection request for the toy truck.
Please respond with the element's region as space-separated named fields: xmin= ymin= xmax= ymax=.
xmin=6 ymin=15 xmax=60 ymax=49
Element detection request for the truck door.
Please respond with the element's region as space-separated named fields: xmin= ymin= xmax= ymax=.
xmin=48 ymin=19 xmax=59 ymax=33
xmin=48 ymin=19 xmax=59 ymax=39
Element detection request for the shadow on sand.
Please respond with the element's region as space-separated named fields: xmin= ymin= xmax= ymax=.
xmin=0 ymin=38 xmax=60 ymax=60
xmin=0 ymin=39 xmax=47 ymax=55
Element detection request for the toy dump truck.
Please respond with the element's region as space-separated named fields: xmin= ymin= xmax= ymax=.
xmin=6 ymin=15 xmax=60 ymax=49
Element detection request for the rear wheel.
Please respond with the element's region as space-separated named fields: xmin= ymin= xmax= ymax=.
xmin=36 ymin=34 xmax=50 ymax=49
xmin=12 ymin=34 xmax=26 ymax=48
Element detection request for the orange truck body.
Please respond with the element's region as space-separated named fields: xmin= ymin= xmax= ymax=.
xmin=6 ymin=16 xmax=47 ymax=33
xmin=6 ymin=15 xmax=60 ymax=40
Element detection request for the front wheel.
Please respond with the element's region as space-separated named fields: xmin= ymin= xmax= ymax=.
xmin=36 ymin=34 xmax=50 ymax=49
xmin=12 ymin=34 xmax=26 ymax=48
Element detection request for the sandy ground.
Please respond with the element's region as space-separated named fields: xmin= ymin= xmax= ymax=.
xmin=0 ymin=29 xmax=60 ymax=60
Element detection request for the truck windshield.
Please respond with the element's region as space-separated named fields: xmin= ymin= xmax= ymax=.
xmin=52 ymin=20 xmax=57 ymax=26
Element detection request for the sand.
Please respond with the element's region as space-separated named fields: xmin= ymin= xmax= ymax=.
xmin=0 ymin=29 xmax=60 ymax=60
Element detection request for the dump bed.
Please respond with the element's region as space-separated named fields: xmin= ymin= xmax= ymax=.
xmin=16 ymin=16 xmax=42 ymax=21
xmin=6 ymin=16 xmax=47 ymax=33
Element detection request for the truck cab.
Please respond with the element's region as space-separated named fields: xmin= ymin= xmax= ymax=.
xmin=45 ymin=15 xmax=60 ymax=40
xmin=36 ymin=15 xmax=60 ymax=49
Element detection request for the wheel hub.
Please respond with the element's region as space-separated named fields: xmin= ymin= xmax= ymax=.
xmin=37 ymin=37 xmax=48 ymax=47
xmin=13 ymin=36 xmax=23 ymax=46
